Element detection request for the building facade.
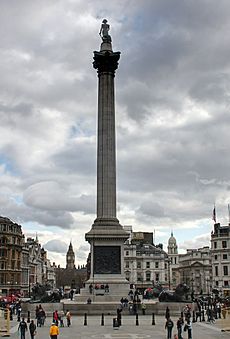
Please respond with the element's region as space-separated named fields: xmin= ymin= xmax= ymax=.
xmin=211 ymin=222 xmax=230 ymax=297
xmin=124 ymin=227 xmax=169 ymax=290
xmin=178 ymin=247 xmax=212 ymax=295
xmin=0 ymin=216 xmax=55 ymax=296
xmin=0 ymin=217 xmax=24 ymax=296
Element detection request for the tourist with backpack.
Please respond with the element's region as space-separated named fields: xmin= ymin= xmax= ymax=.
xmin=165 ymin=317 xmax=174 ymax=339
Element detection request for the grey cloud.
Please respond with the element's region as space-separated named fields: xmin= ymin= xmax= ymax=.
xmin=43 ymin=239 xmax=68 ymax=253
xmin=0 ymin=0 xmax=230 ymax=261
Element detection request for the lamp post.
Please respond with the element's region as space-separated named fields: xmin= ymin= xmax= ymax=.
xmin=191 ymin=275 xmax=194 ymax=301
xmin=168 ymin=259 xmax=171 ymax=290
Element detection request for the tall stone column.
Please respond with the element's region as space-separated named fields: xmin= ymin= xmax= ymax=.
xmin=94 ymin=47 xmax=119 ymax=224
xmin=84 ymin=21 xmax=129 ymax=297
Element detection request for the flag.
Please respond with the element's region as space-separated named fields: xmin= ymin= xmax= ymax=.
xmin=212 ymin=206 xmax=216 ymax=223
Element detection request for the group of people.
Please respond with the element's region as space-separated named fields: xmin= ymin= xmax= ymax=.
xmin=17 ymin=308 xmax=72 ymax=339
xmin=165 ymin=306 xmax=192 ymax=339
xmin=89 ymin=283 xmax=110 ymax=294
xmin=18 ymin=318 xmax=37 ymax=339
xmin=35 ymin=304 xmax=46 ymax=326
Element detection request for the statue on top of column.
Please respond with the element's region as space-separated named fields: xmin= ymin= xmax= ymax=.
xmin=99 ymin=19 xmax=112 ymax=43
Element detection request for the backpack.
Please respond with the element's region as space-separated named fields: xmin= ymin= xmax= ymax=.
xmin=168 ymin=320 xmax=173 ymax=327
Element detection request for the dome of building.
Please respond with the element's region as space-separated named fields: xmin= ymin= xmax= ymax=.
xmin=168 ymin=232 xmax=177 ymax=245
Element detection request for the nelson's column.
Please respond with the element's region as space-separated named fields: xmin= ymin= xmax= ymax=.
xmin=82 ymin=20 xmax=129 ymax=299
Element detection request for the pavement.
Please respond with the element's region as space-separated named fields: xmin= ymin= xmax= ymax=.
xmin=8 ymin=314 xmax=230 ymax=339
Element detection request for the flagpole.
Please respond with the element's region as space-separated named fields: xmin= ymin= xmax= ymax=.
xmin=228 ymin=204 xmax=230 ymax=224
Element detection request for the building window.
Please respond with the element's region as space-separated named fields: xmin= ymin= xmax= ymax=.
xmin=214 ymin=255 xmax=218 ymax=260
xmin=137 ymin=261 xmax=141 ymax=269
xmin=146 ymin=271 xmax=151 ymax=281
xmin=125 ymin=261 xmax=129 ymax=268
xmin=155 ymin=273 xmax=159 ymax=282
xmin=155 ymin=262 xmax=159 ymax=269
xmin=224 ymin=281 xmax=229 ymax=287
xmin=223 ymin=254 xmax=228 ymax=260
xmin=215 ymin=266 xmax=218 ymax=276
xmin=223 ymin=266 xmax=228 ymax=276
xmin=137 ymin=273 xmax=142 ymax=282
xmin=222 ymin=241 xmax=227 ymax=248
xmin=146 ymin=262 xmax=150 ymax=269
xmin=125 ymin=251 xmax=129 ymax=256
xmin=215 ymin=281 xmax=219 ymax=286
xmin=214 ymin=242 xmax=217 ymax=249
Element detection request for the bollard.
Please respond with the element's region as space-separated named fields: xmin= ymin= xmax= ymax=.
xmin=136 ymin=313 xmax=139 ymax=326
xmin=101 ymin=313 xmax=104 ymax=326
xmin=192 ymin=310 xmax=196 ymax=323
xmin=152 ymin=312 xmax=155 ymax=325
xmin=27 ymin=311 xmax=30 ymax=323
xmin=84 ymin=313 xmax=87 ymax=326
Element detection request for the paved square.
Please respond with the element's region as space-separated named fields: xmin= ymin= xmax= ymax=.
xmin=10 ymin=315 xmax=230 ymax=338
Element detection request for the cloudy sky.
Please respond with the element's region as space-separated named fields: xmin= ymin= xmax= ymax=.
xmin=1 ymin=0 xmax=230 ymax=267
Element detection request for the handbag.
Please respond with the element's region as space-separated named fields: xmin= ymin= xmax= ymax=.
xmin=184 ymin=324 xmax=188 ymax=331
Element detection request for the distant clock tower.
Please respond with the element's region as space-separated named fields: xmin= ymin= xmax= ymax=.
xmin=66 ymin=242 xmax=75 ymax=269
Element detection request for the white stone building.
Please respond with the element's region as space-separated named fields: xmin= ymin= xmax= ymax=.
xmin=211 ymin=222 xmax=230 ymax=297
xmin=178 ymin=247 xmax=212 ymax=295
xmin=124 ymin=227 xmax=169 ymax=290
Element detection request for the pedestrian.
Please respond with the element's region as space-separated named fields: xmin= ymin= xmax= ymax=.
xmin=49 ymin=322 xmax=59 ymax=339
xmin=117 ymin=307 xmax=122 ymax=326
xmin=29 ymin=319 xmax=37 ymax=339
xmin=187 ymin=319 xmax=192 ymax=339
xmin=66 ymin=310 xmax=71 ymax=327
xmin=165 ymin=317 xmax=174 ymax=339
xmin=69 ymin=289 xmax=74 ymax=300
xmin=177 ymin=317 xmax=183 ymax=339
xmin=165 ymin=306 xmax=170 ymax=320
xmin=222 ymin=305 xmax=227 ymax=319
xmin=53 ymin=310 xmax=59 ymax=326
xmin=18 ymin=317 xmax=28 ymax=339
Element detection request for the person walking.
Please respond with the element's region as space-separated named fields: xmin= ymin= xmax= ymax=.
xmin=66 ymin=310 xmax=71 ymax=327
xmin=165 ymin=317 xmax=174 ymax=339
xmin=18 ymin=317 xmax=28 ymax=339
xmin=165 ymin=306 xmax=170 ymax=320
xmin=29 ymin=320 xmax=37 ymax=339
xmin=187 ymin=319 xmax=192 ymax=339
xmin=53 ymin=310 xmax=59 ymax=326
xmin=176 ymin=317 xmax=183 ymax=339
xmin=49 ymin=322 xmax=59 ymax=339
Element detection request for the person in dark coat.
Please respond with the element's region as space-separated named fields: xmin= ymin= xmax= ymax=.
xmin=165 ymin=306 xmax=170 ymax=320
xmin=29 ymin=320 xmax=36 ymax=339
xmin=176 ymin=317 xmax=183 ymax=339
xmin=165 ymin=317 xmax=174 ymax=339
xmin=18 ymin=317 xmax=28 ymax=339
